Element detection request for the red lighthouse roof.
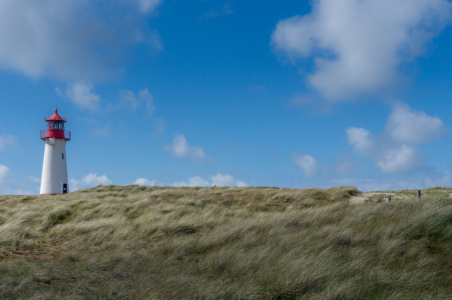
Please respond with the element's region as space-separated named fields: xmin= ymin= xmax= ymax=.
xmin=45 ymin=109 xmax=67 ymax=123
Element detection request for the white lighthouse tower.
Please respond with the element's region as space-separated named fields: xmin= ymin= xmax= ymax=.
xmin=40 ymin=109 xmax=71 ymax=195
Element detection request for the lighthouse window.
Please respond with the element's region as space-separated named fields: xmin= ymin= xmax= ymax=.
xmin=48 ymin=122 xmax=64 ymax=129
xmin=62 ymin=153 xmax=64 ymax=159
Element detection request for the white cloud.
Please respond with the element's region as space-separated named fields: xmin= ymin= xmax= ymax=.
xmin=69 ymin=173 xmax=113 ymax=191
xmin=347 ymin=126 xmax=422 ymax=174
xmin=167 ymin=135 xmax=204 ymax=158
xmin=346 ymin=127 xmax=373 ymax=152
xmin=120 ymin=88 xmax=156 ymax=115
xmin=292 ymin=154 xmax=318 ymax=177
xmin=0 ymin=134 xmax=17 ymax=150
xmin=0 ymin=0 xmax=162 ymax=81
xmin=376 ymin=145 xmax=422 ymax=174
xmin=133 ymin=178 xmax=158 ymax=186
xmin=65 ymin=82 xmax=101 ymax=110
xmin=165 ymin=134 xmax=213 ymax=163
xmin=346 ymin=104 xmax=444 ymax=174
xmin=271 ymin=0 xmax=452 ymax=100
xmin=133 ymin=174 xmax=248 ymax=187
xmin=173 ymin=176 xmax=211 ymax=187
xmin=210 ymin=173 xmax=248 ymax=187
xmin=0 ymin=165 xmax=11 ymax=186
xmin=346 ymin=127 xmax=422 ymax=174
xmin=386 ymin=104 xmax=446 ymax=144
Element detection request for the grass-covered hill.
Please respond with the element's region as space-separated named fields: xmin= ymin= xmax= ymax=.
xmin=1 ymin=185 xmax=452 ymax=299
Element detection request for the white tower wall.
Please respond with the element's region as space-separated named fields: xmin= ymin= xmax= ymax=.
xmin=40 ymin=138 xmax=68 ymax=195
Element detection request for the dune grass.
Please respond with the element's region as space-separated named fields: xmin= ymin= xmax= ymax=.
xmin=0 ymin=185 xmax=451 ymax=299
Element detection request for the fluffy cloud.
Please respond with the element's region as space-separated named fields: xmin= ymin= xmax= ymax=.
xmin=165 ymin=134 xmax=213 ymax=163
xmin=0 ymin=0 xmax=162 ymax=81
xmin=69 ymin=173 xmax=113 ymax=191
xmin=376 ymin=145 xmax=422 ymax=174
xmin=120 ymin=88 xmax=156 ymax=115
xmin=64 ymin=82 xmax=101 ymax=110
xmin=0 ymin=134 xmax=17 ymax=150
xmin=346 ymin=128 xmax=373 ymax=152
xmin=210 ymin=173 xmax=248 ymax=187
xmin=346 ymin=104 xmax=445 ymax=174
xmin=172 ymin=176 xmax=211 ymax=187
xmin=133 ymin=173 xmax=248 ymax=187
xmin=386 ymin=104 xmax=446 ymax=144
xmin=292 ymin=154 xmax=318 ymax=177
xmin=0 ymin=165 xmax=11 ymax=186
xmin=272 ymin=0 xmax=452 ymax=100
xmin=133 ymin=178 xmax=158 ymax=186
xmin=347 ymin=129 xmax=422 ymax=174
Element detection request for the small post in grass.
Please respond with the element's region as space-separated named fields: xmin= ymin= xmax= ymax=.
xmin=417 ymin=190 xmax=421 ymax=199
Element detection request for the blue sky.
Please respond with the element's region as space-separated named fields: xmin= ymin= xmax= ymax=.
xmin=1 ymin=0 xmax=452 ymax=194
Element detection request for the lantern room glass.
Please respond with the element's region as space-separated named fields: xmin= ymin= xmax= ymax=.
xmin=48 ymin=121 xmax=64 ymax=130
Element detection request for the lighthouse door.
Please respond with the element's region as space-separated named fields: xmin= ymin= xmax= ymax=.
xmin=62 ymin=183 xmax=68 ymax=194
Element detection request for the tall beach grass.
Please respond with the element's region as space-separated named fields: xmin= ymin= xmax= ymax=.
xmin=0 ymin=185 xmax=451 ymax=299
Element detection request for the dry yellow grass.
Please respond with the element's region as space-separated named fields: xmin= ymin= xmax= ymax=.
xmin=0 ymin=185 xmax=451 ymax=299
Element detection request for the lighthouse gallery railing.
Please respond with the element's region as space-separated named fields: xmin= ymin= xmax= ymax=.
xmin=40 ymin=130 xmax=71 ymax=141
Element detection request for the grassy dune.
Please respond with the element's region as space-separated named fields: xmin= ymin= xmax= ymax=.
xmin=0 ymin=185 xmax=452 ymax=299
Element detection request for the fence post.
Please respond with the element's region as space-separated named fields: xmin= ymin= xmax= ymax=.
xmin=417 ymin=190 xmax=421 ymax=199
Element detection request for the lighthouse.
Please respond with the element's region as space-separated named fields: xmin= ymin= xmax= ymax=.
xmin=40 ymin=109 xmax=71 ymax=195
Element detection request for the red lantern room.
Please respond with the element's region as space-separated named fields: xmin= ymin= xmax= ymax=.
xmin=40 ymin=109 xmax=71 ymax=141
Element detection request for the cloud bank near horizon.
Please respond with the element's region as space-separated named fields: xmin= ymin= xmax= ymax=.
xmin=292 ymin=103 xmax=447 ymax=179
xmin=134 ymin=173 xmax=248 ymax=188
xmin=346 ymin=104 xmax=446 ymax=174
